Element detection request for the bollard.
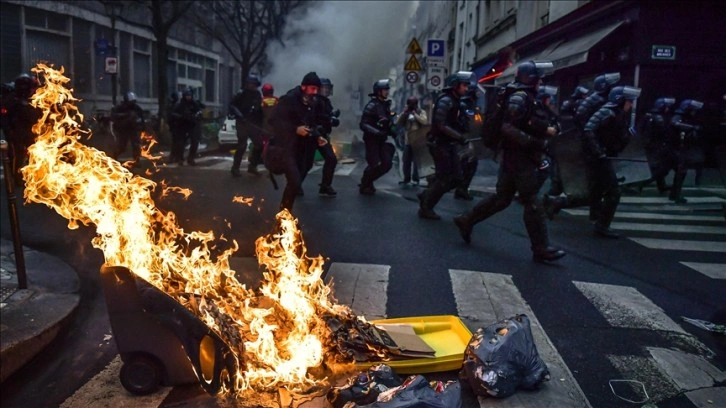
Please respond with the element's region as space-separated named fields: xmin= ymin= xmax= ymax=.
xmin=0 ymin=140 xmax=27 ymax=289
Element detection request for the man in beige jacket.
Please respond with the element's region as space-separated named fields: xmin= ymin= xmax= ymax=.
xmin=396 ymin=96 xmax=428 ymax=185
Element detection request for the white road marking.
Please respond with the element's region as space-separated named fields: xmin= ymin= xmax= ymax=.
xmin=628 ymin=238 xmax=726 ymax=253
xmin=449 ymin=270 xmax=591 ymax=408
xmin=619 ymin=196 xmax=725 ymax=204
xmin=679 ymin=262 xmax=726 ymax=279
xmin=325 ymin=262 xmax=388 ymax=320
xmin=563 ymin=209 xmax=725 ymax=223
xmin=573 ymin=281 xmax=686 ymax=333
xmin=609 ymin=222 xmax=726 ymax=234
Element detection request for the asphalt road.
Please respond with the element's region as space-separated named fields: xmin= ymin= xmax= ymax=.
xmin=1 ymin=147 xmax=724 ymax=407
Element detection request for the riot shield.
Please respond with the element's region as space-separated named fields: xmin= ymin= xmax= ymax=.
xmin=550 ymin=117 xmax=590 ymax=197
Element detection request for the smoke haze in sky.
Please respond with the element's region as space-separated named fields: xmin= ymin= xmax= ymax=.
xmin=264 ymin=0 xmax=418 ymax=106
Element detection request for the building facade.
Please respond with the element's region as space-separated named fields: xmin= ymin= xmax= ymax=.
xmin=0 ymin=0 xmax=241 ymax=118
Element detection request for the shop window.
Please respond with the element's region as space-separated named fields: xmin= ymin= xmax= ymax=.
xmin=24 ymin=8 xmax=69 ymax=32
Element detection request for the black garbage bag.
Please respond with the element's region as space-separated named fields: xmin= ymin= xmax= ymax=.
xmin=459 ymin=314 xmax=550 ymax=398
xmin=327 ymin=364 xmax=403 ymax=408
xmin=328 ymin=366 xmax=462 ymax=408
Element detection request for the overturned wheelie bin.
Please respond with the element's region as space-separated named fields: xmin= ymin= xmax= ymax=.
xmin=100 ymin=265 xmax=239 ymax=396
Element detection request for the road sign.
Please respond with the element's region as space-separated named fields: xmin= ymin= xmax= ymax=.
xmin=405 ymin=71 xmax=419 ymax=84
xmin=427 ymin=39 xmax=446 ymax=58
xmin=105 ymin=57 xmax=118 ymax=74
xmin=426 ymin=57 xmax=445 ymax=67
xmin=404 ymin=55 xmax=423 ymax=71
xmin=406 ymin=38 xmax=423 ymax=54
xmin=651 ymin=45 xmax=676 ymax=60
xmin=427 ymin=66 xmax=445 ymax=91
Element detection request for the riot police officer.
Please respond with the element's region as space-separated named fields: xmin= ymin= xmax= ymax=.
xmin=454 ymin=84 xmax=481 ymax=201
xmin=269 ymin=71 xmax=322 ymax=211
xmin=170 ymin=88 xmax=204 ymax=165
xmin=637 ymin=97 xmax=676 ymax=193
xmin=669 ymin=99 xmax=704 ymax=204
xmin=536 ymin=85 xmax=562 ymax=194
xmin=229 ymin=74 xmax=264 ymax=176
xmin=453 ymin=61 xmax=566 ymax=263
xmin=312 ymin=77 xmax=340 ymax=196
xmin=583 ymin=86 xmax=641 ymax=238
xmin=574 ymin=72 xmax=620 ymax=128
xmin=359 ymin=79 xmax=396 ymax=195
xmin=110 ymin=91 xmax=145 ymax=165
xmin=167 ymin=91 xmax=183 ymax=164
xmin=560 ymin=85 xmax=589 ymax=118
xmin=5 ymin=73 xmax=41 ymax=185
xmin=416 ymin=71 xmax=472 ymax=219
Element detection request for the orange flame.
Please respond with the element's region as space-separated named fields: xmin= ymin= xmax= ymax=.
xmin=21 ymin=64 xmax=356 ymax=395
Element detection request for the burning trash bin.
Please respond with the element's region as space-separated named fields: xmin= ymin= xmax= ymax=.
xmin=100 ymin=265 xmax=239 ymax=396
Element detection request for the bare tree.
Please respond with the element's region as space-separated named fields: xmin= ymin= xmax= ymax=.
xmin=124 ymin=0 xmax=194 ymax=132
xmin=193 ymin=0 xmax=305 ymax=85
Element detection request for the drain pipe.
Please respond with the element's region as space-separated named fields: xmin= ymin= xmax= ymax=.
xmin=0 ymin=140 xmax=27 ymax=289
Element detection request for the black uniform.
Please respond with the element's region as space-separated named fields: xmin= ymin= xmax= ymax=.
xmin=269 ymin=86 xmax=318 ymax=211
xmin=229 ymin=88 xmax=264 ymax=173
xmin=311 ymin=95 xmax=339 ymax=194
xmin=455 ymin=94 xmax=480 ymax=200
xmin=574 ymin=91 xmax=608 ymax=128
xmin=639 ymin=109 xmax=673 ymax=193
xmin=358 ymin=95 xmax=395 ymax=193
xmin=453 ymin=83 xmax=562 ymax=260
xmin=417 ymin=89 xmax=468 ymax=218
xmin=668 ymin=111 xmax=702 ymax=203
xmin=581 ymin=102 xmax=631 ymax=233
xmin=110 ymin=99 xmax=145 ymax=162
xmin=169 ymin=96 xmax=204 ymax=165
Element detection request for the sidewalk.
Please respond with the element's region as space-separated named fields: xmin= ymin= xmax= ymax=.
xmin=0 ymin=238 xmax=80 ymax=382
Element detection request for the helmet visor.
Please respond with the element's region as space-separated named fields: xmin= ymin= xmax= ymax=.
xmin=604 ymin=72 xmax=621 ymax=86
xmin=621 ymin=86 xmax=641 ymax=100
xmin=540 ymin=85 xmax=559 ymax=97
xmin=689 ymin=100 xmax=704 ymax=110
xmin=662 ymin=97 xmax=676 ymax=106
xmin=533 ymin=61 xmax=554 ymax=78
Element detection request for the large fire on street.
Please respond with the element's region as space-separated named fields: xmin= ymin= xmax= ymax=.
xmin=19 ymin=64 xmax=383 ymax=400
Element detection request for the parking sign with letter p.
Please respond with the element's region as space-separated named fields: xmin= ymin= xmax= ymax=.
xmin=426 ymin=39 xmax=446 ymax=58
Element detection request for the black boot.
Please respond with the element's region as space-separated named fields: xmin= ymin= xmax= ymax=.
xmin=417 ymin=191 xmax=440 ymax=220
xmin=454 ymin=188 xmax=474 ymax=201
xmin=453 ymin=215 xmax=472 ymax=243
xmin=594 ymin=224 xmax=619 ymax=239
xmin=655 ymin=177 xmax=670 ymax=194
xmin=532 ymin=246 xmax=567 ymax=263
xmin=669 ymin=172 xmax=687 ymax=204
xmin=453 ymin=197 xmax=502 ymax=243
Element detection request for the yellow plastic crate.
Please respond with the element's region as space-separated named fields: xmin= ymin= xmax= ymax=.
xmin=356 ymin=315 xmax=473 ymax=374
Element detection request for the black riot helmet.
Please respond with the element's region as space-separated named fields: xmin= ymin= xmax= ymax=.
xmin=123 ymin=91 xmax=137 ymax=103
xmin=537 ymin=85 xmax=559 ymax=104
xmin=14 ymin=73 xmax=38 ymax=96
xmin=608 ymin=86 xmax=641 ymax=105
xmin=246 ymin=74 xmax=261 ymax=87
xmin=676 ymin=99 xmax=704 ymax=115
xmin=373 ymin=79 xmax=391 ymax=93
xmin=515 ymin=61 xmax=554 ymax=86
xmin=652 ymin=97 xmax=676 ymax=113
xmin=170 ymin=92 xmax=179 ymax=103
xmin=182 ymin=87 xmax=193 ymax=98
xmin=593 ymin=72 xmax=621 ymax=93
xmin=445 ymin=71 xmax=474 ymax=88
xmin=320 ymin=77 xmax=333 ymax=96
xmin=571 ymin=85 xmax=589 ymax=99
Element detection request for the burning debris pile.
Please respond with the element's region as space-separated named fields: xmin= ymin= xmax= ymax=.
xmin=20 ymin=64 xmax=404 ymax=398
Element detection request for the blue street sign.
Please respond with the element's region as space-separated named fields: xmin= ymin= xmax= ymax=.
xmin=427 ymin=39 xmax=445 ymax=58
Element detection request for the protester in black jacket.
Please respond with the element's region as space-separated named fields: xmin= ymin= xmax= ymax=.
xmin=229 ymin=75 xmax=263 ymax=176
xmin=269 ymin=72 xmax=323 ymax=211
xmin=169 ymin=88 xmax=204 ymax=165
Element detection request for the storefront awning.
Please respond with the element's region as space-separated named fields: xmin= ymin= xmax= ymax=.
xmin=472 ymin=59 xmax=498 ymax=81
xmin=494 ymin=20 xmax=624 ymax=85
xmin=545 ymin=21 xmax=624 ymax=70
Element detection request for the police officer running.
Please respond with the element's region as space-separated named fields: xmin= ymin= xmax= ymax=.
xmin=453 ymin=61 xmax=566 ymax=263
xmin=560 ymin=85 xmax=589 ymax=118
xmin=169 ymin=88 xmax=204 ymax=165
xmin=359 ymin=79 xmax=396 ymax=195
xmin=312 ymin=77 xmax=340 ymax=197
xmin=668 ymin=99 xmax=704 ymax=204
xmin=269 ymin=71 xmax=323 ymax=211
xmin=110 ymin=91 xmax=145 ymax=165
xmin=229 ymin=75 xmax=264 ymax=176
xmin=417 ymin=71 xmax=472 ymax=219
xmin=454 ymin=84 xmax=481 ymax=201
xmin=574 ymin=72 xmax=620 ymax=128
xmin=637 ymin=97 xmax=676 ymax=194
xmin=536 ymin=85 xmax=562 ymax=194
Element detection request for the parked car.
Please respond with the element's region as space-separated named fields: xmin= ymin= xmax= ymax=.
xmin=217 ymin=115 xmax=238 ymax=149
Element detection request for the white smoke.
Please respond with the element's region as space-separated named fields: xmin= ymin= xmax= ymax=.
xmin=263 ymin=0 xmax=418 ymax=108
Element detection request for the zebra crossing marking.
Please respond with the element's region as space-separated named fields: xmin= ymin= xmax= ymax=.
xmin=628 ymin=238 xmax=726 ymax=253
xmin=609 ymin=222 xmax=726 ymax=234
xmin=563 ymin=209 xmax=724 ymax=223
xmin=324 ymin=262 xmax=388 ymax=320
xmin=647 ymin=347 xmax=726 ymax=390
xmin=573 ymin=281 xmax=687 ymax=333
xmin=449 ymin=270 xmax=591 ymax=408
xmin=60 ymin=356 xmax=171 ymax=407
xmin=619 ymin=196 xmax=726 ymax=204
xmin=679 ymin=262 xmax=726 ymax=279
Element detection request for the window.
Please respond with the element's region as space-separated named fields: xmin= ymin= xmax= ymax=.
xmin=133 ymin=52 xmax=151 ymax=97
xmin=26 ymin=30 xmax=70 ymax=72
xmin=24 ymin=8 xmax=69 ymax=32
xmin=177 ymin=64 xmax=186 ymax=78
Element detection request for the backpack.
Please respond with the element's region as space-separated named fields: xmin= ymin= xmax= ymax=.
xmin=480 ymin=86 xmax=515 ymax=150
xmin=262 ymin=137 xmax=286 ymax=175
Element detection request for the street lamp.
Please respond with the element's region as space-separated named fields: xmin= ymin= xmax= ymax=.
xmin=104 ymin=1 xmax=124 ymax=106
